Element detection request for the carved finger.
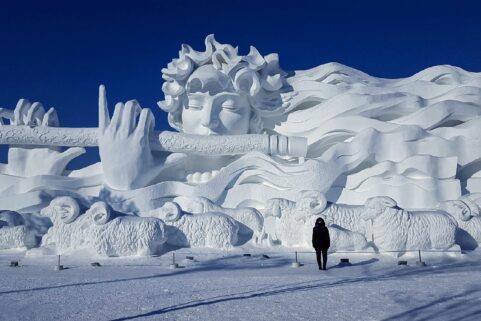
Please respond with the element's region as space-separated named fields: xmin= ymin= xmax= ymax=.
xmin=42 ymin=108 xmax=60 ymax=127
xmin=110 ymin=102 xmax=124 ymax=130
xmin=13 ymin=99 xmax=31 ymax=125
xmin=135 ymin=108 xmax=155 ymax=137
xmin=0 ymin=108 xmax=15 ymax=125
xmin=1 ymin=108 xmax=9 ymax=125
xmin=120 ymin=100 xmax=142 ymax=136
xmin=26 ymin=102 xmax=46 ymax=126
xmin=98 ymin=85 xmax=110 ymax=131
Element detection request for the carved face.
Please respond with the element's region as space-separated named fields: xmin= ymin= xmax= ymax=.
xmin=441 ymin=200 xmax=471 ymax=221
xmin=181 ymin=65 xmax=252 ymax=135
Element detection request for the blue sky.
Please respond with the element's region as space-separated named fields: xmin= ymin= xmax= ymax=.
xmin=1 ymin=0 xmax=480 ymax=168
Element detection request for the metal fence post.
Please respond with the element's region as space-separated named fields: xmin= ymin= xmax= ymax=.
xmin=416 ymin=249 xmax=426 ymax=267
xmin=291 ymin=251 xmax=301 ymax=268
xmin=55 ymin=254 xmax=64 ymax=270
xmin=170 ymin=252 xmax=178 ymax=269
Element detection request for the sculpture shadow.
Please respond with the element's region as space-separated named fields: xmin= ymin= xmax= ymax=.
xmin=98 ymin=188 xmax=139 ymax=214
xmin=381 ymin=286 xmax=481 ymax=321
xmin=109 ymin=258 xmax=481 ymax=321
xmin=456 ymin=228 xmax=478 ymax=251
xmin=0 ymin=254 xmax=292 ymax=296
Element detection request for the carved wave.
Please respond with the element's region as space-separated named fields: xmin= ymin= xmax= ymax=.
xmin=265 ymin=63 xmax=481 ymax=205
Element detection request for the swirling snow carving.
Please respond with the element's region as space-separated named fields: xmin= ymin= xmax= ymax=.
xmin=2 ymin=35 xmax=481 ymax=254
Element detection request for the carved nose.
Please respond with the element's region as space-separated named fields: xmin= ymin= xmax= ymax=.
xmin=201 ymin=104 xmax=218 ymax=129
xmin=202 ymin=117 xmax=218 ymax=129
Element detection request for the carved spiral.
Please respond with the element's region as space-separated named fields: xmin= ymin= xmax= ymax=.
xmin=89 ymin=201 xmax=111 ymax=226
xmin=50 ymin=196 xmax=80 ymax=224
xmin=151 ymin=202 xmax=182 ymax=222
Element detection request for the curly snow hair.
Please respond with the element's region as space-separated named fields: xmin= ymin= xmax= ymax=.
xmin=158 ymin=34 xmax=293 ymax=133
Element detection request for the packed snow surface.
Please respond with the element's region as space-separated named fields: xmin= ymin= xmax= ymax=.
xmin=1 ymin=249 xmax=481 ymax=321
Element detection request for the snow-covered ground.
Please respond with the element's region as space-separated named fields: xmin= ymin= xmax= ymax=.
xmin=1 ymin=249 xmax=481 ymax=321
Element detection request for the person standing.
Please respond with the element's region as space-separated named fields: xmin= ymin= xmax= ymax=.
xmin=312 ymin=217 xmax=330 ymax=270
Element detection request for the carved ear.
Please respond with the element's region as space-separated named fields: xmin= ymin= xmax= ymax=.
xmin=444 ymin=200 xmax=472 ymax=221
xmin=298 ymin=191 xmax=327 ymax=214
xmin=458 ymin=196 xmax=481 ymax=217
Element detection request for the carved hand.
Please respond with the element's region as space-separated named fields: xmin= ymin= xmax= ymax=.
xmin=0 ymin=100 xmax=85 ymax=177
xmin=98 ymin=85 xmax=166 ymax=190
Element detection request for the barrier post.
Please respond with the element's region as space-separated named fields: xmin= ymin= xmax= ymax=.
xmin=416 ymin=249 xmax=426 ymax=267
xmin=55 ymin=254 xmax=64 ymax=270
xmin=170 ymin=252 xmax=179 ymax=269
xmin=291 ymin=251 xmax=301 ymax=268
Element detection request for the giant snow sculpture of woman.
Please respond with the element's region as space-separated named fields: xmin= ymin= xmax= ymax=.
xmin=138 ymin=35 xmax=481 ymax=210
xmin=98 ymin=35 xmax=337 ymax=213
xmin=3 ymin=34 xmax=481 ymax=214
xmin=107 ymin=35 xmax=481 ymax=208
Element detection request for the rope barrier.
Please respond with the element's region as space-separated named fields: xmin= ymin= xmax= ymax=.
xmin=166 ymin=249 xmax=470 ymax=256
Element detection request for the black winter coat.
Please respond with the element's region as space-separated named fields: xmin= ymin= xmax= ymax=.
xmin=312 ymin=225 xmax=330 ymax=250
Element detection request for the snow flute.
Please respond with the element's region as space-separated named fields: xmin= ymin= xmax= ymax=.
xmin=0 ymin=125 xmax=308 ymax=157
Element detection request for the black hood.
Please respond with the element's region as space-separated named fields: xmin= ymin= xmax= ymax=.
xmin=315 ymin=217 xmax=325 ymax=227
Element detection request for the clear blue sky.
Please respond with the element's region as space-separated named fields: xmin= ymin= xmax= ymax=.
xmin=1 ymin=0 xmax=480 ymax=168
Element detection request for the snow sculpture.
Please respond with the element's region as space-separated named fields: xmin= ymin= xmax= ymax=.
xmin=2 ymin=34 xmax=481 ymax=254
xmin=0 ymin=100 xmax=85 ymax=177
xmin=362 ymin=197 xmax=458 ymax=252
xmin=0 ymin=210 xmax=24 ymax=226
xmin=0 ymin=211 xmax=36 ymax=249
xmin=0 ymin=225 xmax=35 ymax=249
xmin=0 ymin=210 xmax=50 ymax=249
xmin=318 ymin=201 xmax=370 ymax=236
xmin=40 ymin=197 xmax=167 ymax=256
xmin=327 ymin=226 xmax=371 ymax=252
xmin=316 ymin=201 xmax=377 ymax=251
xmin=172 ymin=196 xmax=264 ymax=243
xmin=264 ymin=191 xmax=326 ymax=247
xmin=264 ymin=191 xmax=371 ymax=250
xmin=439 ymin=197 xmax=481 ymax=250
xmin=149 ymin=201 xmax=239 ymax=249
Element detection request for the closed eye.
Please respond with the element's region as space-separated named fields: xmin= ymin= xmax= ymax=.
xmin=221 ymin=99 xmax=237 ymax=110
xmin=187 ymin=104 xmax=203 ymax=110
